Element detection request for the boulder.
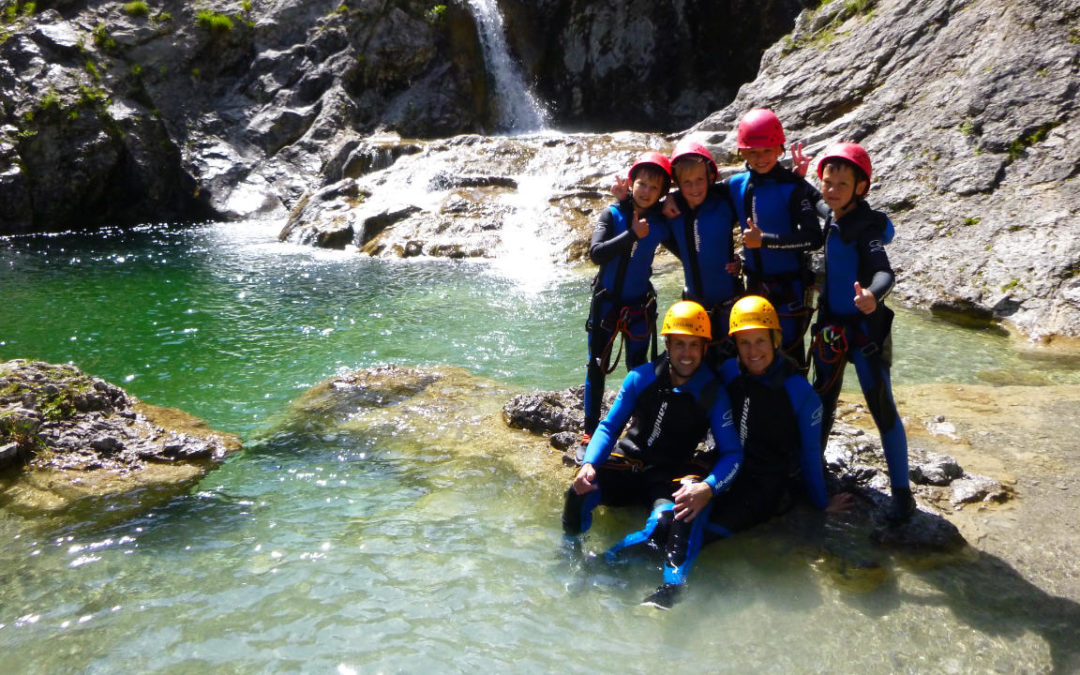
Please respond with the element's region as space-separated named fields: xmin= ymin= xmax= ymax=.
xmin=0 ymin=359 xmax=241 ymax=513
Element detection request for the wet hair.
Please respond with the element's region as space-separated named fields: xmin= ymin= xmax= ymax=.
xmin=821 ymin=158 xmax=869 ymax=194
xmin=630 ymin=162 xmax=668 ymax=185
xmin=671 ymin=155 xmax=707 ymax=182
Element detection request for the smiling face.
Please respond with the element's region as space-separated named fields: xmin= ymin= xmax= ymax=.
xmin=820 ymin=162 xmax=868 ymax=218
xmin=630 ymin=171 xmax=665 ymax=211
xmin=734 ymin=328 xmax=776 ymax=376
xmin=665 ymin=334 xmax=707 ymax=385
xmin=674 ymin=161 xmax=709 ymax=209
xmin=739 ymin=146 xmax=783 ymax=174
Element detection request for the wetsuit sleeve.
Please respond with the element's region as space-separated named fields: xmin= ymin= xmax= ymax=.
xmin=860 ymin=231 xmax=896 ymax=302
xmin=589 ymin=203 xmax=637 ymax=265
xmin=758 ymin=181 xmax=824 ymax=252
xmin=703 ymin=386 xmax=743 ymax=496
xmin=805 ymin=179 xmax=831 ymax=219
xmin=582 ymin=368 xmax=644 ymax=466
xmin=787 ymin=378 xmax=828 ymax=510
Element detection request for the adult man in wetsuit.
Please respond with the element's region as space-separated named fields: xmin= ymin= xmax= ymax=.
xmin=562 ymin=301 xmax=743 ymax=607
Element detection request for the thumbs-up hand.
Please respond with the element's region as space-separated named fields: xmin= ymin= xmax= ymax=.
xmin=743 ymin=218 xmax=764 ymax=249
xmin=853 ymin=281 xmax=877 ymax=314
xmin=611 ymin=175 xmax=629 ymax=201
xmin=631 ymin=216 xmax=649 ymax=239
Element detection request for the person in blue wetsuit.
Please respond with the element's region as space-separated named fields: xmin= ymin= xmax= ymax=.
xmin=562 ymin=301 xmax=743 ymax=608
xmin=662 ymin=140 xmax=743 ymax=369
xmin=728 ymin=109 xmax=825 ymax=372
xmin=581 ymin=151 xmax=673 ymax=454
xmin=625 ymin=296 xmax=852 ymax=609
xmin=810 ymin=141 xmax=915 ymax=524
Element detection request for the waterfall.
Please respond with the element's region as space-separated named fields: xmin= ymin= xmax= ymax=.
xmin=465 ymin=0 xmax=549 ymax=134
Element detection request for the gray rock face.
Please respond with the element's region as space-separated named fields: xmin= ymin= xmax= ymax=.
xmin=688 ymin=0 xmax=1080 ymax=337
xmin=0 ymin=0 xmax=488 ymax=233
xmin=500 ymin=0 xmax=809 ymax=131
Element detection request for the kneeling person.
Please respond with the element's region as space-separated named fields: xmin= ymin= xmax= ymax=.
xmin=562 ymin=302 xmax=742 ymax=601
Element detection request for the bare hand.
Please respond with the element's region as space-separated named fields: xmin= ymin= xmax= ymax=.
xmin=743 ymin=218 xmax=763 ymax=249
xmin=662 ymin=197 xmax=681 ymax=219
xmin=673 ymin=480 xmax=712 ymax=522
xmin=853 ymin=281 xmax=877 ymax=314
xmin=572 ymin=463 xmax=598 ymax=495
xmin=825 ymin=492 xmax=855 ymax=513
xmin=611 ymin=175 xmax=629 ymax=202
xmin=791 ymin=141 xmax=812 ymax=178
xmin=631 ymin=217 xmax=649 ymax=239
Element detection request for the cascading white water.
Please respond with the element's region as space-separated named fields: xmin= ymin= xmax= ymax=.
xmin=465 ymin=0 xmax=549 ymax=133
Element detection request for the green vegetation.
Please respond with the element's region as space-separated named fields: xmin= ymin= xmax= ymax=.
xmin=1001 ymin=278 xmax=1020 ymax=292
xmin=1006 ymin=122 xmax=1060 ymax=162
xmin=425 ymin=4 xmax=446 ymax=23
xmin=85 ymin=59 xmax=101 ymax=81
xmin=152 ymin=10 xmax=172 ymax=24
xmin=241 ymin=0 xmax=252 ymax=12
xmin=40 ymin=88 xmax=61 ymax=110
xmin=842 ymin=0 xmax=873 ymax=17
xmin=123 ymin=1 xmax=149 ymax=17
xmin=195 ymin=10 xmax=234 ymax=33
xmin=92 ymin=22 xmax=116 ymax=50
xmin=78 ymin=83 xmax=109 ymax=106
xmin=961 ymin=216 xmax=981 ymax=227
xmin=959 ymin=119 xmax=977 ymax=136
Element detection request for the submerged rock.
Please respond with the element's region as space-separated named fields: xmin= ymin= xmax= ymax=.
xmin=0 ymin=359 xmax=241 ymax=513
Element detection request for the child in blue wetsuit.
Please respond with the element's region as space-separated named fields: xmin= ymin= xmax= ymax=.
xmin=581 ymin=152 xmax=672 ymax=451
xmin=811 ymin=142 xmax=915 ymax=523
xmin=662 ymin=140 xmax=743 ymax=368
xmin=563 ymin=302 xmax=742 ymax=609
xmin=728 ymin=109 xmax=824 ymax=372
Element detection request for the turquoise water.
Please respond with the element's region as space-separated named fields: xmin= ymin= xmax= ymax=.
xmin=1 ymin=221 xmax=1078 ymax=672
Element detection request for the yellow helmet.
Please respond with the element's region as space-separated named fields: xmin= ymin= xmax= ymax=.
xmin=728 ymin=295 xmax=780 ymax=335
xmin=661 ymin=301 xmax=711 ymax=340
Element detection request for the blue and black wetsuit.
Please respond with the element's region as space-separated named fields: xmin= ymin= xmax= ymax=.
xmin=583 ymin=200 xmax=670 ymax=435
xmin=564 ymin=354 xmax=742 ymax=589
xmin=729 ymin=165 xmax=824 ymax=369
xmin=605 ymin=353 xmax=828 ymax=588
xmin=705 ymin=355 xmax=829 ymax=539
xmin=564 ymin=353 xmax=741 ymax=589
xmin=663 ymin=186 xmax=743 ymax=367
xmin=811 ymin=200 xmax=909 ymax=491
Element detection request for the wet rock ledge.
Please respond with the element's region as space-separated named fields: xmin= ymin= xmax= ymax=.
xmin=0 ymin=359 xmax=241 ymax=512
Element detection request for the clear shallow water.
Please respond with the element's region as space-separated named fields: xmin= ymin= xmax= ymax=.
xmin=1 ymin=222 xmax=1078 ymax=672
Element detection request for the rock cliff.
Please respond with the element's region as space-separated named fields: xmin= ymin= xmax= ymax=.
xmin=688 ymin=0 xmax=1080 ymax=338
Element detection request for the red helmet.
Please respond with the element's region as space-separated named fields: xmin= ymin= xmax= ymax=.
xmin=736 ymin=108 xmax=786 ymax=149
xmin=816 ymin=142 xmax=873 ymax=186
xmin=670 ymin=140 xmax=718 ymax=182
xmin=628 ymin=151 xmax=673 ymax=193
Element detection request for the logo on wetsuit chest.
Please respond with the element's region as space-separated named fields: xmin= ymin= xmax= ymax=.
xmin=647 ymin=400 xmax=668 ymax=447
